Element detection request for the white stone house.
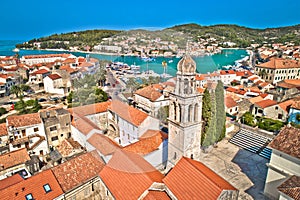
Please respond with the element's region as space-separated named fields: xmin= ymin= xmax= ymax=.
xmin=6 ymin=113 xmax=48 ymax=156
xmin=134 ymin=84 xmax=169 ymax=118
xmin=43 ymin=74 xmax=65 ymax=95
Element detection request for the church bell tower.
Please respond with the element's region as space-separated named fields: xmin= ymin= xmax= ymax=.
xmin=167 ymin=54 xmax=203 ymax=167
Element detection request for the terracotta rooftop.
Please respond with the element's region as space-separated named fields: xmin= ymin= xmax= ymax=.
xmin=0 ymin=148 xmax=30 ymax=171
xmin=51 ymin=151 xmax=105 ymax=192
xmin=135 ymin=84 xmax=164 ymax=102
xmin=257 ymin=58 xmax=300 ymax=69
xmin=68 ymin=101 xmax=111 ymax=117
xmin=195 ymin=74 xmax=205 ymax=81
xmin=123 ymin=130 xmax=167 ymax=155
xmin=143 ymin=190 xmax=171 ymax=200
xmin=71 ymin=115 xmax=101 ymax=136
xmin=163 ymin=157 xmax=237 ymax=200
xmin=0 ymin=170 xmax=63 ymax=200
xmin=0 ymin=123 xmax=8 ymax=136
xmin=87 ymin=133 xmax=120 ymax=156
xmin=291 ymin=100 xmax=300 ymax=110
xmin=31 ymin=69 xmax=49 ymax=75
xmin=277 ymin=175 xmax=300 ymax=200
xmin=255 ymin=99 xmax=277 ymax=109
xmin=24 ymin=53 xmax=72 ymax=59
xmin=99 ymin=149 xmax=164 ymax=200
xmin=268 ymin=126 xmax=300 ymax=159
xmin=109 ymin=100 xmax=148 ymax=127
xmin=7 ymin=113 xmax=42 ymax=128
xmin=56 ymin=138 xmax=83 ymax=157
xmin=0 ymin=174 xmax=23 ymax=190
xmin=225 ymin=96 xmax=237 ymax=109
xmin=278 ymin=99 xmax=294 ymax=113
xmin=47 ymin=74 xmax=61 ymax=80
xmin=79 ymin=62 xmax=94 ymax=68
xmin=197 ymin=87 xmax=205 ymax=94
xmin=220 ymin=70 xmax=235 ymax=75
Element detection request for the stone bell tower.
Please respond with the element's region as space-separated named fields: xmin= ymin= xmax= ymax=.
xmin=167 ymin=54 xmax=203 ymax=167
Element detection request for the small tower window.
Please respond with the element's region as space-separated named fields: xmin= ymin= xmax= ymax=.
xmin=174 ymin=152 xmax=177 ymax=160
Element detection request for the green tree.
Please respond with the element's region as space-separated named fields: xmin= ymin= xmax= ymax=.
xmin=0 ymin=107 xmax=8 ymax=116
xmin=201 ymin=89 xmax=212 ymax=146
xmin=215 ymin=81 xmax=226 ymax=142
xmin=242 ymin=112 xmax=255 ymax=126
xmin=10 ymin=85 xmax=21 ymax=98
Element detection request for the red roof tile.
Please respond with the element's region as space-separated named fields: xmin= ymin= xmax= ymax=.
xmin=277 ymin=175 xmax=300 ymax=200
xmin=135 ymin=85 xmax=163 ymax=102
xmin=268 ymin=126 xmax=300 ymax=159
xmin=71 ymin=115 xmax=101 ymax=136
xmin=220 ymin=70 xmax=235 ymax=75
xmin=99 ymin=149 xmax=164 ymax=200
xmin=87 ymin=133 xmax=120 ymax=156
xmin=143 ymin=190 xmax=171 ymax=200
xmin=0 ymin=148 xmax=30 ymax=171
xmin=291 ymin=101 xmax=300 ymax=110
xmin=7 ymin=113 xmax=41 ymax=128
xmin=47 ymin=74 xmax=61 ymax=80
xmin=68 ymin=101 xmax=111 ymax=117
xmin=0 ymin=174 xmax=23 ymax=190
xmin=31 ymin=69 xmax=49 ymax=75
xmin=0 ymin=123 xmax=8 ymax=136
xmin=51 ymin=151 xmax=105 ymax=192
xmin=257 ymin=58 xmax=300 ymax=69
xmin=225 ymin=96 xmax=237 ymax=109
xmin=255 ymin=99 xmax=277 ymax=109
xmin=0 ymin=170 xmax=63 ymax=200
xmin=195 ymin=74 xmax=205 ymax=81
xmin=123 ymin=130 xmax=167 ymax=155
xmin=278 ymin=100 xmax=294 ymax=113
xmin=163 ymin=157 xmax=237 ymax=200
xmin=109 ymin=100 xmax=148 ymax=127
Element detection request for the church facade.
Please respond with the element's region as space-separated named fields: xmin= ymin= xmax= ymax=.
xmin=167 ymin=54 xmax=203 ymax=167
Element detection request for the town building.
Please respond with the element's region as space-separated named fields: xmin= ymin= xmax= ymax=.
xmin=264 ymin=126 xmax=300 ymax=199
xmin=6 ymin=113 xmax=48 ymax=156
xmin=255 ymin=58 xmax=300 ymax=84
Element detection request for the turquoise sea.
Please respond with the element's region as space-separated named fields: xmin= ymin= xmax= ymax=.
xmin=0 ymin=40 xmax=248 ymax=76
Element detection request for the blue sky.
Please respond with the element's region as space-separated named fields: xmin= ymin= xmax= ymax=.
xmin=0 ymin=0 xmax=299 ymax=40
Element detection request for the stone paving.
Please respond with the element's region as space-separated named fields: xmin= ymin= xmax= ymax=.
xmin=199 ymin=139 xmax=269 ymax=200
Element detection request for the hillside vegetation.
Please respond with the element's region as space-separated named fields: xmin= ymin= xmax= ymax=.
xmin=16 ymin=23 xmax=300 ymax=50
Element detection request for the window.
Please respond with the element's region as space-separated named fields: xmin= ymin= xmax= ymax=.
xmin=51 ymin=136 xmax=58 ymax=141
xmin=25 ymin=193 xmax=33 ymax=200
xmin=60 ymin=134 xmax=64 ymax=137
xmin=50 ymin=126 xmax=57 ymax=132
xmin=43 ymin=184 xmax=51 ymax=193
xmin=34 ymin=127 xmax=39 ymax=132
xmin=22 ymin=130 xmax=26 ymax=137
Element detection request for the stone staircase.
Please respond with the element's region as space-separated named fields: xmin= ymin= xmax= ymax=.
xmin=229 ymin=128 xmax=272 ymax=160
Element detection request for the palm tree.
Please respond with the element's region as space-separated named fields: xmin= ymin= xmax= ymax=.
xmin=10 ymin=85 xmax=21 ymax=98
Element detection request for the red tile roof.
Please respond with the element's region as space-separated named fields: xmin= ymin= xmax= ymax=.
xmin=24 ymin=54 xmax=72 ymax=59
xmin=278 ymin=100 xmax=294 ymax=113
xmin=0 ymin=148 xmax=30 ymax=171
xmin=87 ymin=133 xmax=120 ymax=156
xmin=47 ymin=74 xmax=61 ymax=80
xmin=68 ymin=101 xmax=111 ymax=117
xmin=123 ymin=130 xmax=167 ymax=155
xmin=7 ymin=113 xmax=41 ymax=128
xmin=277 ymin=175 xmax=300 ymax=200
xmin=255 ymin=99 xmax=277 ymax=109
xmin=0 ymin=123 xmax=8 ymax=136
xmin=71 ymin=115 xmax=101 ymax=136
xmin=195 ymin=74 xmax=205 ymax=81
xmin=51 ymin=151 xmax=105 ymax=192
xmin=257 ymin=58 xmax=300 ymax=69
xmin=143 ymin=190 xmax=171 ymax=200
xmin=268 ymin=126 xmax=300 ymax=159
xmin=225 ymin=96 xmax=237 ymax=109
xmin=163 ymin=157 xmax=237 ymax=200
xmin=135 ymin=85 xmax=163 ymax=102
xmin=109 ymin=100 xmax=148 ymax=127
xmin=220 ymin=70 xmax=235 ymax=75
xmin=0 ymin=174 xmax=23 ymax=190
xmin=291 ymin=101 xmax=300 ymax=110
xmin=99 ymin=149 xmax=164 ymax=200
xmin=0 ymin=170 xmax=63 ymax=200
xmin=31 ymin=69 xmax=49 ymax=75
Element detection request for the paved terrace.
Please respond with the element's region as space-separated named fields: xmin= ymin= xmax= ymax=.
xmin=199 ymin=138 xmax=269 ymax=200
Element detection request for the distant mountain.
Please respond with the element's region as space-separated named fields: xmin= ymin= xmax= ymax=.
xmin=16 ymin=23 xmax=300 ymax=51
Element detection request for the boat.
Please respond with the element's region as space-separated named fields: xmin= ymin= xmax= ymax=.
xmin=130 ymin=64 xmax=140 ymax=70
xmin=168 ymin=60 xmax=173 ymax=63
